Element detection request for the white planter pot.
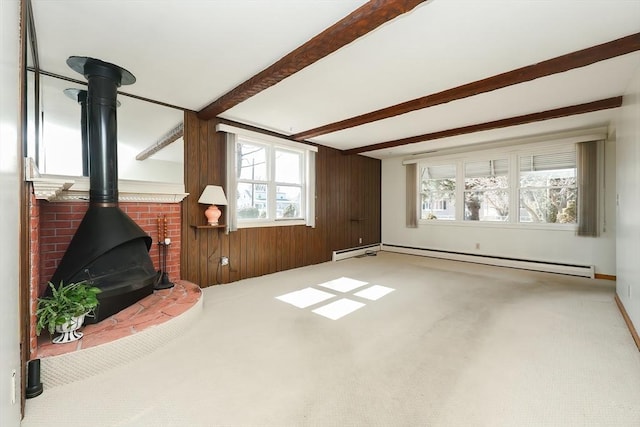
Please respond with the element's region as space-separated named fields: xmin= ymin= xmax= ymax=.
xmin=52 ymin=314 xmax=87 ymax=344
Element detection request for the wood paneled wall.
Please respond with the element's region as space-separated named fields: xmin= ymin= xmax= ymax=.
xmin=181 ymin=112 xmax=381 ymax=287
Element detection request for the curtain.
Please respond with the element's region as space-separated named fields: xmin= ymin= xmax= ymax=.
xmin=225 ymin=132 xmax=237 ymax=233
xmin=406 ymin=163 xmax=418 ymax=228
xmin=306 ymin=150 xmax=316 ymax=228
xmin=577 ymin=140 xmax=599 ymax=237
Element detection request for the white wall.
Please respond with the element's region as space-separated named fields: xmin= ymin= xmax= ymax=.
xmin=117 ymin=148 xmax=183 ymax=183
xmin=381 ymin=139 xmax=617 ymax=275
xmin=0 ymin=0 xmax=24 ymax=425
xmin=615 ymin=63 xmax=640 ymax=328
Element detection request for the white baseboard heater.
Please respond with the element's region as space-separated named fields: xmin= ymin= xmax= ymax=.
xmin=381 ymin=244 xmax=595 ymax=278
xmin=332 ymin=244 xmax=382 ymax=262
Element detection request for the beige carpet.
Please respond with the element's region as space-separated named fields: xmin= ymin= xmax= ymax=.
xmin=21 ymin=252 xmax=640 ymax=426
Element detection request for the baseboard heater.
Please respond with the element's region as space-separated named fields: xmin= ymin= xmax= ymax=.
xmin=381 ymin=244 xmax=595 ymax=278
xmin=332 ymin=244 xmax=382 ymax=262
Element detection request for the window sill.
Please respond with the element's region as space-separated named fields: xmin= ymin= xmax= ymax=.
xmin=417 ymin=219 xmax=578 ymax=232
xmin=237 ymin=219 xmax=307 ymax=229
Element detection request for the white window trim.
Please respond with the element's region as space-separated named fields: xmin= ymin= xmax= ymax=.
xmin=218 ymin=124 xmax=316 ymax=231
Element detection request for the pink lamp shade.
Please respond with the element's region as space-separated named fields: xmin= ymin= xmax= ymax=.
xmin=198 ymin=185 xmax=228 ymax=226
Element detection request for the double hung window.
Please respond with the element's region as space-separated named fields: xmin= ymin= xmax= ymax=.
xmin=464 ymin=159 xmax=509 ymax=221
xmin=219 ymin=124 xmax=317 ymax=229
xmin=420 ymin=164 xmax=456 ymax=220
xmin=236 ymin=141 xmax=304 ymax=220
xmin=518 ymin=149 xmax=577 ymax=224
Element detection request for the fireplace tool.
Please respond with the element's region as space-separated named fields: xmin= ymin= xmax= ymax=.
xmin=156 ymin=215 xmax=174 ymax=290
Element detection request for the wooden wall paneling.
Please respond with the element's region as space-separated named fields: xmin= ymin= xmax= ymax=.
xmin=340 ymin=150 xmax=350 ymax=249
xmin=364 ymin=157 xmax=381 ymax=245
xmin=280 ymin=226 xmax=291 ymax=272
xmin=245 ymin=229 xmax=252 ymax=278
xmin=227 ymin=229 xmax=239 ymax=282
xmin=331 ymin=149 xmax=343 ymax=252
xmin=198 ymin=118 xmax=212 ymax=285
xmin=257 ymin=228 xmax=266 ymax=275
xmin=294 ymin=226 xmax=305 ymax=268
xmin=303 ymin=225 xmax=313 ymax=266
xmin=259 ymin=228 xmax=268 ymax=275
xmin=251 ymin=228 xmax=260 ymax=277
xmin=314 ymin=147 xmax=327 ymax=261
xmin=271 ymin=228 xmax=278 ymax=273
xmin=182 ymin=114 xmax=381 ymax=287
xmin=351 ymin=155 xmax=363 ymax=247
xmin=274 ymin=226 xmax=282 ymax=272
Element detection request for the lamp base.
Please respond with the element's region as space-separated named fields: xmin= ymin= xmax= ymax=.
xmin=205 ymin=204 xmax=222 ymax=225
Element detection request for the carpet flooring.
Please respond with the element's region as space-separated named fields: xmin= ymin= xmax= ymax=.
xmin=21 ymin=252 xmax=640 ymax=426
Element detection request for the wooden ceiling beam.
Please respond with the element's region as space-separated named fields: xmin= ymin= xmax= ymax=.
xmin=136 ymin=122 xmax=184 ymax=161
xmin=197 ymin=0 xmax=427 ymax=120
xmin=343 ymin=96 xmax=623 ymax=155
xmin=295 ymin=33 xmax=640 ymax=141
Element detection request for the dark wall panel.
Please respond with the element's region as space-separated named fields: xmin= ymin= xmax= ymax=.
xmin=182 ymin=112 xmax=381 ymax=287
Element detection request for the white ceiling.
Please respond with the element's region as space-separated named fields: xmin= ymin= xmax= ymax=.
xmin=30 ymin=0 xmax=640 ymax=164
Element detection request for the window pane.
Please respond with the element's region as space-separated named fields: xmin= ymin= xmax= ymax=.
xmin=520 ymin=169 xmax=576 ymax=188
xmin=465 ymin=159 xmax=508 ymax=189
xmin=237 ymin=182 xmax=267 ymax=219
xmin=422 ymin=164 xmax=455 ymax=180
xmin=237 ymin=142 xmax=267 ymax=181
xmin=276 ymin=185 xmax=301 ymax=218
xmin=464 ymin=190 xmax=509 ymax=221
xmin=519 ymin=151 xmax=576 ymax=224
xmin=520 ymin=151 xmax=575 ymax=172
xmin=275 ymin=149 xmax=301 ymax=184
xmin=519 ymin=188 xmax=577 ymax=223
xmin=465 ymin=175 xmax=508 ymax=190
xmin=421 ymin=191 xmax=455 ymax=220
xmin=421 ymin=164 xmax=456 ymax=220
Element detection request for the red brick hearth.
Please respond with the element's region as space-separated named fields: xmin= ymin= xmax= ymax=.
xmin=29 ymin=195 xmax=184 ymax=359
xmin=36 ymin=280 xmax=200 ymax=359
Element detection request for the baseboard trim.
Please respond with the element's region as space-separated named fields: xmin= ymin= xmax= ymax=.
xmin=595 ymin=273 xmax=616 ymax=281
xmin=615 ymin=295 xmax=640 ymax=352
xmin=381 ymin=244 xmax=595 ymax=278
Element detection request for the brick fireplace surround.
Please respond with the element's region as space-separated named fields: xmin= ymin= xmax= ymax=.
xmin=27 ymin=175 xmax=188 ymax=359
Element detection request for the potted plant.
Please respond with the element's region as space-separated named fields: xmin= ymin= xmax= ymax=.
xmin=36 ymin=281 xmax=101 ymax=344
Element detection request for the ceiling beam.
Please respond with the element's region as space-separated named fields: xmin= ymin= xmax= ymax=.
xmin=136 ymin=122 xmax=184 ymax=161
xmin=197 ymin=0 xmax=427 ymax=120
xmin=343 ymin=96 xmax=623 ymax=155
xmin=295 ymin=33 xmax=640 ymax=141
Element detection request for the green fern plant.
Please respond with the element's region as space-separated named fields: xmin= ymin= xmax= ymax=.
xmin=35 ymin=281 xmax=101 ymax=336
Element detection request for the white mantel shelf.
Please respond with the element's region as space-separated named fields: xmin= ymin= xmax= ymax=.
xmin=25 ymin=160 xmax=188 ymax=203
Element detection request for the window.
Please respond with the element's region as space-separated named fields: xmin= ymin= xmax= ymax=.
xmin=519 ymin=149 xmax=577 ymax=224
xmin=219 ymin=124 xmax=317 ymax=229
xmin=236 ymin=142 xmax=304 ymax=220
xmin=420 ymin=164 xmax=456 ymax=220
xmin=464 ymin=159 xmax=509 ymax=221
xmin=413 ymin=139 xmax=588 ymax=228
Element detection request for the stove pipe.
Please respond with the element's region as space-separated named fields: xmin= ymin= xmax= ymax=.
xmin=50 ymin=57 xmax=157 ymax=323
xmin=64 ymin=88 xmax=89 ymax=176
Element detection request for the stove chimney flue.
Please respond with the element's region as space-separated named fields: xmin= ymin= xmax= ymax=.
xmin=67 ymin=56 xmax=135 ymax=206
xmin=50 ymin=57 xmax=157 ymax=323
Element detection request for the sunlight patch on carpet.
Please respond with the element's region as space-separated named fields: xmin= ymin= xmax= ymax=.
xmin=312 ymin=298 xmax=366 ymax=320
xmin=276 ymin=287 xmax=336 ymax=308
xmin=317 ymin=277 xmax=369 ymax=293
xmin=276 ymin=277 xmax=395 ymax=320
xmin=354 ymin=285 xmax=395 ymax=301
